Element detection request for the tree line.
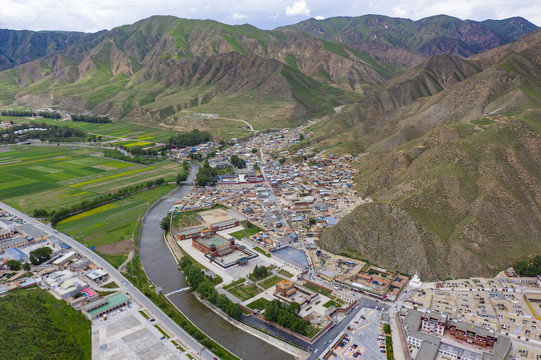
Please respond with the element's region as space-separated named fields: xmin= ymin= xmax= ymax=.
xmin=34 ymin=178 xmax=166 ymax=226
xmin=179 ymin=257 xmax=242 ymax=320
xmin=230 ymin=154 xmax=246 ymax=169
xmin=195 ymin=160 xmax=218 ymax=186
xmin=0 ymin=122 xmax=89 ymax=144
xmin=513 ymin=256 xmax=541 ymax=277
xmin=263 ymin=299 xmax=309 ymax=335
xmin=167 ymin=129 xmax=212 ymax=148
xmin=1 ymin=110 xmax=61 ymax=119
xmin=70 ymin=114 xmax=112 ymax=123
xmin=176 ymin=160 xmax=190 ymax=184
xmin=102 ymin=148 xmax=161 ymax=165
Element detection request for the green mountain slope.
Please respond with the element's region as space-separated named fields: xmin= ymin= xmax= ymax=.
xmin=0 ymin=16 xmax=403 ymax=130
xmin=317 ymin=29 xmax=541 ymax=279
xmin=320 ymin=115 xmax=541 ymax=280
xmin=0 ymin=29 xmax=103 ymax=71
xmin=283 ymin=15 xmax=538 ymax=66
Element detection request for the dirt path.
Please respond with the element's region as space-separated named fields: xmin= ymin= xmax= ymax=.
xmin=215 ymin=117 xmax=254 ymax=131
xmin=118 ymin=250 xmax=134 ymax=272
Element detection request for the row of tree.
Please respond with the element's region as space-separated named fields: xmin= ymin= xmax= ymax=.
xmin=0 ymin=122 xmax=88 ymax=144
xmin=35 ymin=178 xmax=166 ymax=226
xmin=263 ymin=299 xmax=308 ymax=335
xmin=230 ymin=154 xmax=246 ymax=169
xmin=195 ymin=160 xmax=217 ymax=186
xmin=167 ymin=129 xmax=212 ymax=148
xmin=102 ymin=149 xmax=160 ymax=165
xmin=121 ymin=145 xmax=163 ymax=157
xmin=179 ymin=257 xmax=242 ymax=320
xmin=1 ymin=110 xmax=61 ymax=119
xmin=70 ymin=114 xmax=111 ymax=123
xmin=176 ymin=160 xmax=190 ymax=185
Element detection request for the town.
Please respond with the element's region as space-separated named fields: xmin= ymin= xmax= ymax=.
xmin=1 ymin=119 xmax=541 ymax=360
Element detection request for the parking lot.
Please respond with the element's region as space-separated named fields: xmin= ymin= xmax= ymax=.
xmin=92 ymin=303 xmax=189 ymax=360
xmin=323 ymin=307 xmax=385 ymax=360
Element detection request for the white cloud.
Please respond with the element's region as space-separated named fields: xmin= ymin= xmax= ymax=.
xmin=232 ymin=13 xmax=247 ymax=20
xmin=0 ymin=0 xmax=538 ymax=32
xmin=285 ymin=1 xmax=310 ymax=17
xmin=314 ymin=15 xmax=325 ymax=20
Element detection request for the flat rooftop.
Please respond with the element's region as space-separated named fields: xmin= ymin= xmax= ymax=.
xmin=218 ymin=248 xmax=247 ymax=264
xmin=196 ymin=234 xmax=230 ymax=249
xmin=88 ymin=293 xmax=128 ymax=316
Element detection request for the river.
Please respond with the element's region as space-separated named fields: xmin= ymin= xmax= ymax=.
xmin=139 ymin=164 xmax=292 ymax=360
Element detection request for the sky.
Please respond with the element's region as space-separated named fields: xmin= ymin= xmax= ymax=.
xmin=0 ymin=0 xmax=539 ymax=33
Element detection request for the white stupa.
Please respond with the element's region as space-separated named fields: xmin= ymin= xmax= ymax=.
xmin=409 ymin=272 xmax=422 ymax=288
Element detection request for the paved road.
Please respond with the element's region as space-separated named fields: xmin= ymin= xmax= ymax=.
xmin=0 ymin=200 xmax=217 ymax=360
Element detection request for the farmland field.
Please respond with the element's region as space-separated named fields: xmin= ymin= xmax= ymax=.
xmin=0 ymin=145 xmax=181 ymax=211
xmin=56 ymin=184 xmax=176 ymax=266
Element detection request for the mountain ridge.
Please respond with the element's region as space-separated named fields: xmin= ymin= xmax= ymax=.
xmin=317 ymin=28 xmax=541 ymax=279
xmin=282 ymin=15 xmax=538 ymax=66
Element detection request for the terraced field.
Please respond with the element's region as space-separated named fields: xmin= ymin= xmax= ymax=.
xmin=0 ymin=145 xmax=181 ymax=211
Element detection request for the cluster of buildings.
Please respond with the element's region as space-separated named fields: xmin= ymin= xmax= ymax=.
xmin=41 ymin=258 xmax=129 ymax=320
xmin=0 ymin=208 xmax=130 ymax=321
xmin=0 ymin=214 xmax=50 ymax=254
xmin=394 ymin=270 xmax=541 ymax=360
xmin=403 ymin=272 xmax=541 ymax=345
xmin=274 ymin=279 xmax=318 ymax=306
xmin=402 ymin=308 xmax=512 ymax=360
xmin=176 ymin=208 xmax=258 ymax=268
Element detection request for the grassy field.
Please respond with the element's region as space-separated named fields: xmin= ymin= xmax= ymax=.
xmin=227 ymin=283 xmax=262 ymax=301
xmin=322 ymin=300 xmax=340 ymax=308
xmin=0 ymin=288 xmax=91 ymax=360
xmin=258 ymin=275 xmax=282 ymax=290
xmin=56 ymin=185 xmax=175 ymax=260
xmin=246 ymin=297 xmax=269 ymax=310
xmin=0 ymin=145 xmax=181 ymax=212
xmin=303 ymin=282 xmax=333 ymax=297
xmin=229 ymin=220 xmax=262 ymax=240
xmin=278 ymin=268 xmax=293 ymax=278
xmin=253 ymin=246 xmax=271 ymax=258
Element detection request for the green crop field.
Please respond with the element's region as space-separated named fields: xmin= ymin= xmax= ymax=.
xmin=0 ymin=145 xmax=181 ymax=212
xmin=56 ymin=184 xmax=175 ymax=263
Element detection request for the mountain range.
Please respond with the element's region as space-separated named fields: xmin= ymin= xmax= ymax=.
xmin=0 ymin=14 xmax=540 ymax=279
xmin=318 ymin=27 xmax=541 ymax=280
